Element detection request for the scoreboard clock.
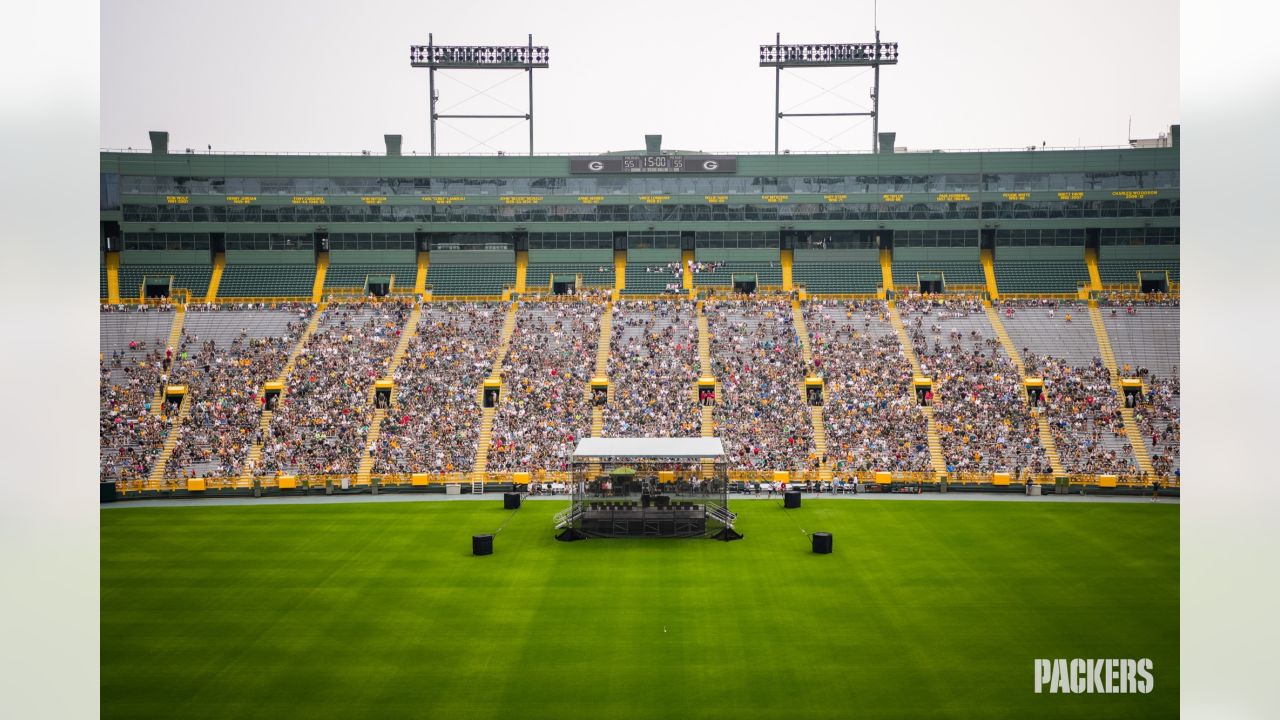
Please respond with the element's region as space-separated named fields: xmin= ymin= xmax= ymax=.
xmin=570 ymin=155 xmax=737 ymax=174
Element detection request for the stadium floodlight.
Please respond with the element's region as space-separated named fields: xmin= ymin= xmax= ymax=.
xmin=409 ymin=34 xmax=550 ymax=156
xmin=760 ymin=32 xmax=899 ymax=154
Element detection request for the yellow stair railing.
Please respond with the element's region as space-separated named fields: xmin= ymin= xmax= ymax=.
xmin=356 ymin=303 xmax=422 ymax=485
xmin=515 ymin=249 xmax=528 ymax=293
xmin=146 ymin=392 xmax=191 ymax=485
xmin=879 ymin=247 xmax=894 ymax=295
xmin=981 ymin=247 xmax=999 ymax=300
xmin=415 ymin=250 xmax=429 ymax=295
xmin=1085 ymin=247 xmax=1103 ymax=292
xmin=311 ymin=250 xmax=328 ymax=303
xmin=105 ymin=251 xmax=121 ymax=304
xmin=149 ymin=305 xmax=187 ymax=416
xmin=472 ymin=301 xmax=520 ymax=477
xmin=790 ymin=301 xmax=830 ymax=482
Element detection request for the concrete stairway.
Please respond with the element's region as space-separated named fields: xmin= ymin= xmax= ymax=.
xmin=981 ymin=248 xmax=999 ymax=300
xmin=356 ymin=303 xmax=423 ymax=485
xmin=205 ymin=252 xmax=225 ymax=303
xmin=1088 ymin=302 xmax=1155 ymax=475
xmin=472 ymin=302 xmax=521 ymax=477
xmin=311 ymin=251 xmax=329 ymax=302
xmin=415 ymin=250 xmax=429 ymax=296
xmin=150 ymin=305 xmax=187 ymax=416
xmin=880 ymin=248 xmax=894 ymax=295
xmin=146 ymin=392 xmax=191 ymax=485
xmin=791 ymin=301 xmax=830 ymax=482
xmin=239 ymin=303 xmax=326 ymax=485
xmin=105 ymin=251 xmax=121 ymax=303
xmin=515 ymin=250 xmax=528 ymax=293
xmin=983 ymin=301 xmax=1066 ymax=476
xmin=886 ymin=301 xmax=948 ymax=477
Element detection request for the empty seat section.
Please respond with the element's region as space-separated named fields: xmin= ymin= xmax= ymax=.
xmin=324 ymin=263 xmax=417 ymax=291
xmin=427 ymin=264 xmax=515 ymax=295
xmin=100 ymin=263 xmax=109 ymax=299
xmin=792 ymin=262 xmax=881 ymax=294
xmin=118 ymin=264 xmax=213 ymax=299
xmin=691 ymin=262 xmax=783 ymax=287
xmin=218 ymin=265 xmax=316 ymax=297
xmin=526 ymin=263 xmax=615 ymax=288
xmin=995 ymin=260 xmax=1089 ymax=294
xmin=622 ymin=265 xmax=680 ymax=295
xmin=891 ymin=260 xmax=984 ymax=288
xmin=1097 ymin=258 xmax=1180 ymax=285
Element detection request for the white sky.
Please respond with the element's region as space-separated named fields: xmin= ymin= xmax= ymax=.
xmin=101 ymin=0 xmax=1178 ymax=154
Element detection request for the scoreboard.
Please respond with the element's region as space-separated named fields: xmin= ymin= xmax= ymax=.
xmin=570 ymin=155 xmax=737 ymax=174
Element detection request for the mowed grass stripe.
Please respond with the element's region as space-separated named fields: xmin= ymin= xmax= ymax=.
xmin=102 ymin=500 xmax=1178 ymax=720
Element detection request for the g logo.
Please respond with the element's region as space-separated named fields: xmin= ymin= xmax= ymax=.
xmin=702 ymin=160 xmax=719 ymax=171
xmin=588 ymin=161 xmax=604 ymax=171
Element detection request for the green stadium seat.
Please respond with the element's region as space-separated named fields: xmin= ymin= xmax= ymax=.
xmin=525 ymin=263 xmax=615 ymax=289
xmin=324 ymin=263 xmax=418 ymax=290
xmin=218 ymin=265 xmax=316 ymax=297
xmin=1097 ymin=258 xmax=1180 ymax=285
xmin=691 ymin=262 xmax=783 ymax=287
xmin=995 ymin=260 xmax=1089 ymax=294
xmin=891 ymin=260 xmax=984 ymax=288
xmin=792 ymin=262 xmax=881 ymax=294
xmin=117 ymin=264 xmax=213 ymax=299
xmin=427 ymin=264 xmax=515 ymax=295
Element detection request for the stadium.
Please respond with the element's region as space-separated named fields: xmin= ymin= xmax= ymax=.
xmin=98 ymin=15 xmax=1180 ymax=720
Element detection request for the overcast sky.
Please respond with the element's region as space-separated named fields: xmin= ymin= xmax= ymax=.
xmin=101 ymin=0 xmax=1178 ymax=155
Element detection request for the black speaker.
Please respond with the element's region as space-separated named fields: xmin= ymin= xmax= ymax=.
xmin=472 ymin=534 xmax=494 ymax=556
xmin=503 ymin=492 xmax=521 ymax=509
xmin=784 ymin=490 xmax=801 ymax=509
xmin=812 ymin=532 xmax=832 ymax=554
xmin=100 ymin=481 xmax=117 ymax=503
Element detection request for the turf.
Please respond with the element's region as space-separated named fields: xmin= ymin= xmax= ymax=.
xmin=101 ymin=499 xmax=1178 ymax=719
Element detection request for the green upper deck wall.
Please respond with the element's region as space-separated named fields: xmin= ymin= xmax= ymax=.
xmin=101 ymin=146 xmax=1178 ymax=179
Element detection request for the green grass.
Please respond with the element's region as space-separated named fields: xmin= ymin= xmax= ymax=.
xmin=102 ymin=499 xmax=1178 ymax=719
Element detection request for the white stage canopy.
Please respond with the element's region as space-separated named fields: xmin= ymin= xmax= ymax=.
xmin=571 ymin=437 xmax=725 ymax=460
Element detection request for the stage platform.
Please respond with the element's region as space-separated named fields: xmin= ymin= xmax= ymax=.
xmin=581 ymin=500 xmax=708 ymax=537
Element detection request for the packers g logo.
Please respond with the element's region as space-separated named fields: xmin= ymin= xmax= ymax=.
xmin=702 ymin=160 xmax=719 ymax=171
xmin=588 ymin=161 xmax=604 ymax=171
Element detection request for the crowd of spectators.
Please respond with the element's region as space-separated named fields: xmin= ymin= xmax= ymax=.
xmin=487 ymin=301 xmax=601 ymax=471
xmin=162 ymin=307 xmax=313 ymax=477
xmin=603 ymin=300 xmax=700 ymax=437
xmin=100 ymin=309 xmax=176 ymax=481
xmin=1023 ymin=351 xmax=1137 ymax=475
xmin=706 ymin=299 xmax=813 ymax=470
xmin=900 ymin=295 xmax=1048 ymax=475
xmin=373 ymin=303 xmax=506 ymax=474
xmin=805 ymin=300 xmax=931 ymax=473
xmin=1136 ymin=375 xmax=1180 ymax=478
xmin=258 ymin=300 xmax=412 ymax=475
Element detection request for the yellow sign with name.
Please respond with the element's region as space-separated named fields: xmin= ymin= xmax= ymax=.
xmin=882 ymin=193 xmax=904 ymax=202
xmin=1112 ymin=190 xmax=1158 ymax=200
xmin=292 ymin=196 xmax=326 ymax=205
xmin=1058 ymin=191 xmax=1084 ymax=201
xmin=936 ymin=193 xmax=971 ymax=202
xmin=422 ymin=196 xmax=465 ymax=204
xmin=165 ymin=195 xmax=189 ymax=204
xmin=640 ymin=195 xmax=671 ymax=204
xmin=1002 ymin=192 xmax=1030 ymax=201
xmin=361 ymin=196 xmax=387 ymax=205
xmin=824 ymin=194 xmax=848 ymax=202
xmin=704 ymin=195 xmax=728 ymax=203
xmin=578 ymin=196 xmax=603 ymax=204
xmin=226 ymin=196 xmax=257 ymax=204
xmin=500 ymin=196 xmax=543 ymax=205
xmin=761 ymin=195 xmax=789 ymax=203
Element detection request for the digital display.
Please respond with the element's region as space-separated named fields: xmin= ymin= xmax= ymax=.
xmin=166 ymin=195 xmax=189 ymax=204
xmin=226 ymin=196 xmax=257 ymax=204
xmin=292 ymin=196 xmax=326 ymax=205
xmin=570 ymin=155 xmax=737 ymax=174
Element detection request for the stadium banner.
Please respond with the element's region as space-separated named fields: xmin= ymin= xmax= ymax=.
xmin=569 ymin=155 xmax=737 ymax=174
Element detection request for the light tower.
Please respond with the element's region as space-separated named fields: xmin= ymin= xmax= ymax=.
xmin=409 ymin=34 xmax=550 ymax=156
xmin=759 ymin=32 xmax=899 ymax=153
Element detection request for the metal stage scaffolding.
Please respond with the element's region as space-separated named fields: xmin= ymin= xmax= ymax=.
xmin=555 ymin=438 xmax=741 ymax=541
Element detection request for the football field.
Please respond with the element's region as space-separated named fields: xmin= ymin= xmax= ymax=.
xmin=101 ymin=497 xmax=1178 ymax=719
